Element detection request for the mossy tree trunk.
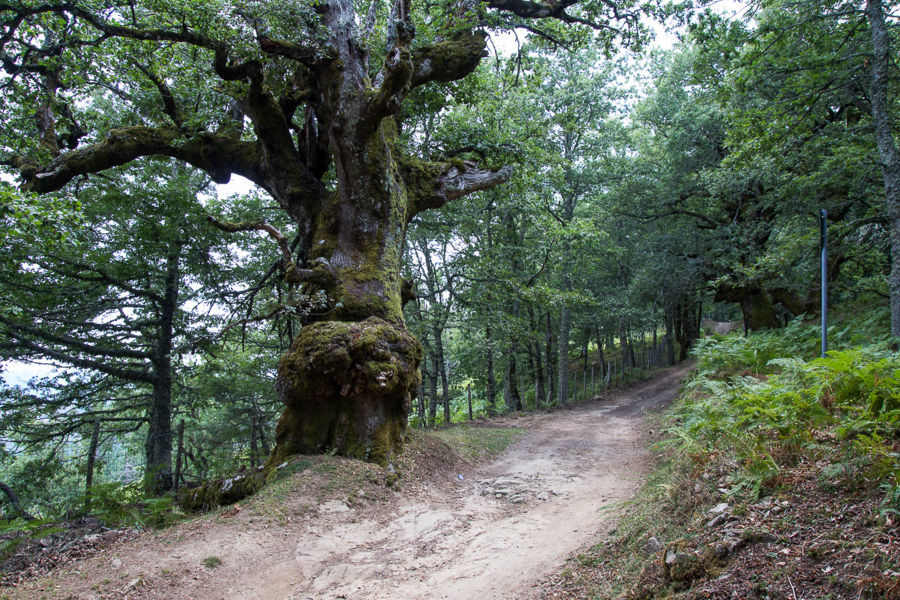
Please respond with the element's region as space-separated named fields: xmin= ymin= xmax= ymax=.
xmin=267 ymin=112 xmax=418 ymax=465
xmin=866 ymin=0 xmax=900 ymax=340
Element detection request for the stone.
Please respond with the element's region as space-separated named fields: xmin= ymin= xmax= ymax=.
xmin=707 ymin=514 xmax=727 ymax=528
xmin=319 ymin=500 xmax=350 ymax=513
xmin=644 ymin=537 xmax=664 ymax=555
xmin=754 ymin=496 xmax=775 ymax=509
xmin=709 ymin=502 xmax=729 ymax=514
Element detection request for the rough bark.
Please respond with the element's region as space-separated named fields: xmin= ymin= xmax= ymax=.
xmin=485 ymin=321 xmax=498 ymax=414
xmin=557 ymin=302 xmax=570 ymax=405
xmin=866 ymin=0 xmax=900 ymax=339
xmin=715 ymin=285 xmax=780 ymax=332
xmin=144 ymin=243 xmax=180 ymax=494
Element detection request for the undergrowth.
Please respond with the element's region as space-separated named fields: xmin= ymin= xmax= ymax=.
xmin=543 ymin=301 xmax=900 ymax=599
xmin=678 ymin=305 xmax=899 ymax=510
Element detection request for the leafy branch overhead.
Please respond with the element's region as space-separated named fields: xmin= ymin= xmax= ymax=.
xmin=0 ymin=0 xmax=644 ymax=224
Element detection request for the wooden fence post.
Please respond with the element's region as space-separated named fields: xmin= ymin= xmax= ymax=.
xmin=467 ymin=383 xmax=473 ymax=421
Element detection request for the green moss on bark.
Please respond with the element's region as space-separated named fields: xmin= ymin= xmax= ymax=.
xmin=269 ymin=317 xmax=422 ymax=468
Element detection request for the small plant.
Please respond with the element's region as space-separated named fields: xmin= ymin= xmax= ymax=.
xmin=203 ymin=556 xmax=222 ymax=568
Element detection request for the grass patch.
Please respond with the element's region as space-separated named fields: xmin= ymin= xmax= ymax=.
xmin=428 ymin=425 xmax=524 ymax=463
xmin=202 ymin=556 xmax=222 ymax=569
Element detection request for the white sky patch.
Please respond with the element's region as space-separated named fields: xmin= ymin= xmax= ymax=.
xmin=215 ymin=174 xmax=257 ymax=198
xmin=2 ymin=360 xmax=60 ymax=386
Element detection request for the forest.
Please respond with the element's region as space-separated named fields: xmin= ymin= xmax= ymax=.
xmin=0 ymin=0 xmax=897 ymax=579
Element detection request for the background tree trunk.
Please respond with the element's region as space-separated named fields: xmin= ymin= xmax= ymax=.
xmin=866 ymin=0 xmax=900 ymax=339
xmin=557 ymin=302 xmax=570 ymax=405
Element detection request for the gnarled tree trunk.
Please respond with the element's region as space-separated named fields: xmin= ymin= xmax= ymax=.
xmin=269 ymin=116 xmax=423 ymax=466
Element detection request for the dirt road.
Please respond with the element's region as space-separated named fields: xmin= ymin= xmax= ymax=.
xmin=7 ymin=365 xmax=690 ymax=600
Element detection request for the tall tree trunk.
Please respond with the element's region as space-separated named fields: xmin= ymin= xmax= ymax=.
xmin=665 ymin=306 xmax=676 ymax=366
xmin=84 ymin=417 xmax=101 ymax=509
xmin=505 ymin=343 xmax=523 ymax=412
xmin=529 ymin=308 xmax=545 ymax=409
xmin=595 ymin=324 xmax=606 ymax=380
xmin=627 ymin=327 xmax=636 ymax=370
xmin=545 ymin=311 xmax=556 ymax=404
xmin=867 ymin=0 xmax=900 ymax=339
xmin=417 ymin=382 xmax=425 ymax=428
xmin=250 ymin=409 xmax=259 ymax=467
xmin=420 ymin=239 xmax=451 ymax=426
xmin=427 ymin=352 xmax=438 ymax=427
xmin=557 ymin=301 xmax=570 ymax=405
xmin=174 ymin=419 xmax=185 ymax=491
xmin=434 ymin=327 xmax=450 ymax=426
xmin=270 ymin=115 xmax=425 ymax=466
xmin=485 ymin=321 xmax=498 ymax=415
xmin=145 ymin=243 xmax=180 ymax=494
xmin=581 ymin=331 xmax=589 ymax=372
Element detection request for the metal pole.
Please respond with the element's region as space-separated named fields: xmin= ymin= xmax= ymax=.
xmin=467 ymin=383 xmax=473 ymax=421
xmin=821 ymin=209 xmax=828 ymax=358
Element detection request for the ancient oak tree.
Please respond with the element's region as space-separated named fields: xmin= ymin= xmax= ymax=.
xmin=0 ymin=0 xmax=642 ymax=474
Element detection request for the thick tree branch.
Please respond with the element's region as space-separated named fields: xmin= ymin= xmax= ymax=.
xmin=367 ymin=46 xmax=414 ymax=122
xmin=257 ymin=35 xmax=325 ymax=67
xmin=206 ymin=216 xmax=336 ymax=286
xmin=18 ymin=126 xmax=262 ymax=192
xmin=131 ymin=60 xmax=182 ymax=129
xmin=403 ymin=157 xmax=512 ymax=219
xmin=0 ymin=480 xmax=33 ymax=520
xmin=410 ymin=32 xmax=488 ymax=88
xmin=207 ymin=216 xmax=294 ymax=266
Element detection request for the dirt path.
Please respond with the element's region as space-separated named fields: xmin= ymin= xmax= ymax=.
xmin=6 ymin=364 xmax=690 ymax=600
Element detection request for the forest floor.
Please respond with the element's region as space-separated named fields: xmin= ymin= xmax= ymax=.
xmin=0 ymin=364 xmax=690 ymax=600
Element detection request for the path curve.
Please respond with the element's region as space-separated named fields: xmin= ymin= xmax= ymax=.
xmin=249 ymin=364 xmax=690 ymax=600
xmin=3 ymin=364 xmax=690 ymax=600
